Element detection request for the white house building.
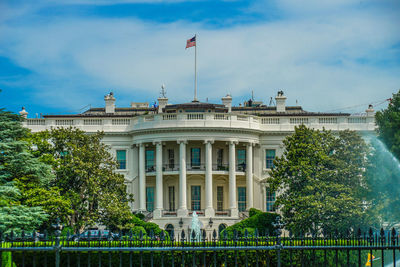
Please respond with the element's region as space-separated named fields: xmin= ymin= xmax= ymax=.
xmin=21 ymin=90 xmax=376 ymax=235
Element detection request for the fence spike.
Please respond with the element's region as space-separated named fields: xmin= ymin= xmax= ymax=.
xmin=191 ymin=229 xmax=196 ymax=241
xmin=181 ymin=229 xmax=185 ymax=241
xmin=160 ymin=230 xmax=165 ymax=241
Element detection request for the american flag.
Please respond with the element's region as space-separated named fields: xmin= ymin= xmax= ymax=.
xmin=186 ymin=36 xmax=196 ymax=49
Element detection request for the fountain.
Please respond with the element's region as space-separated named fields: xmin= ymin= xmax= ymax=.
xmin=190 ymin=211 xmax=202 ymax=241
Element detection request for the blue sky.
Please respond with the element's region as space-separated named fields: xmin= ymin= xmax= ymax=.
xmin=0 ymin=0 xmax=399 ymax=116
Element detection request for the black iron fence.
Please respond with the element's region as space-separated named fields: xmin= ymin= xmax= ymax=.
xmin=1 ymin=227 xmax=400 ymax=267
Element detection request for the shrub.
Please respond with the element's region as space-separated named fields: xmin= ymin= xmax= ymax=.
xmin=249 ymin=208 xmax=263 ymax=217
xmin=222 ymin=211 xmax=279 ymax=238
xmin=131 ymin=216 xmax=169 ymax=239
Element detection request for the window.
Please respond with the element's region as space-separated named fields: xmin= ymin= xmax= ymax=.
xmin=217 ymin=149 xmax=224 ymax=169
xmin=217 ymin=186 xmax=224 ymax=211
xmin=191 ymin=148 xmax=201 ymax=168
xmin=191 ymin=186 xmax=201 ymax=211
xmin=145 ymin=149 xmax=155 ymax=172
xmin=237 ymin=149 xmax=246 ymax=171
xmin=168 ymin=186 xmax=175 ymax=211
xmin=116 ymin=150 xmax=126 ymax=169
xmin=146 ymin=187 xmax=154 ymax=212
xmin=265 ymin=149 xmax=276 ymax=169
xmin=168 ymin=149 xmax=174 ymax=169
xmin=266 ymin=188 xmax=276 ymax=212
xmin=238 ymin=187 xmax=246 ymax=212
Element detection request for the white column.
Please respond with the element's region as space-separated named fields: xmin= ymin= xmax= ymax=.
xmin=229 ymin=141 xmax=238 ymax=217
xmin=246 ymin=143 xmax=253 ymax=210
xmin=177 ymin=140 xmax=188 ymax=217
xmin=138 ymin=143 xmax=146 ymax=211
xmin=205 ymin=140 xmax=214 ymax=217
xmin=154 ymin=141 xmax=163 ymax=218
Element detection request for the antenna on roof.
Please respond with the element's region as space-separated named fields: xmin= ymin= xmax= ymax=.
xmin=252 ymin=90 xmax=254 ymax=100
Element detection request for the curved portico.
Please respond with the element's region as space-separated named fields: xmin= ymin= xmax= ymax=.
xmin=133 ymin=135 xmax=257 ymax=220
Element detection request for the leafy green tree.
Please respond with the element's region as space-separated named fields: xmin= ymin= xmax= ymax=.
xmin=375 ymin=90 xmax=400 ymax=159
xmin=268 ymin=125 xmax=368 ymax=235
xmin=28 ymin=127 xmax=133 ymax=231
xmin=0 ymin=108 xmax=51 ymax=232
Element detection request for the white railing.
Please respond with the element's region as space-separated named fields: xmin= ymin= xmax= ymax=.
xmin=25 ymin=113 xmax=374 ymax=133
xmin=27 ymin=119 xmax=45 ymax=126
xmin=84 ymin=119 xmax=102 ymax=125
xmin=290 ymin=118 xmax=309 ymax=124
xmin=163 ymin=114 xmax=177 ymax=120
xmin=261 ymin=118 xmax=280 ymax=124
xmin=187 ymin=113 xmax=204 ymax=120
xmin=214 ymin=114 xmax=229 ymax=120
xmin=348 ymin=117 xmax=367 ymax=123
xmin=319 ymin=117 xmax=337 ymax=124
xmin=112 ymin=118 xmax=131 ymax=125
xmin=55 ymin=119 xmax=74 ymax=126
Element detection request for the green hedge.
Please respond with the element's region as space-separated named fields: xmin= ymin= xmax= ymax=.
xmin=222 ymin=209 xmax=279 ymax=237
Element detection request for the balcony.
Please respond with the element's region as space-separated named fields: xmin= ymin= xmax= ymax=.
xmin=145 ymin=166 xmax=156 ymax=173
xmin=212 ymin=164 xmax=229 ymax=171
xmin=214 ymin=209 xmax=231 ymax=217
xmin=162 ymin=210 xmax=177 ymax=217
xmin=186 ymin=163 xmax=205 ymax=171
xmin=189 ymin=209 xmax=205 ymax=216
xmin=236 ymin=163 xmax=246 ymax=172
xmin=163 ymin=164 xmax=179 ymax=171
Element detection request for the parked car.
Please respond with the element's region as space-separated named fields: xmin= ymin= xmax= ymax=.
xmin=6 ymin=232 xmax=46 ymax=242
xmin=68 ymin=229 xmax=119 ymax=241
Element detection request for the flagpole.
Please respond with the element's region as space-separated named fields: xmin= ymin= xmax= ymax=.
xmin=194 ymin=34 xmax=197 ymax=102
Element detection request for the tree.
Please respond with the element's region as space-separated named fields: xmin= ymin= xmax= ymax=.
xmin=375 ymin=90 xmax=400 ymax=160
xmin=0 ymin=108 xmax=51 ymax=232
xmin=268 ymin=125 xmax=368 ymax=235
xmin=28 ymin=127 xmax=133 ymax=231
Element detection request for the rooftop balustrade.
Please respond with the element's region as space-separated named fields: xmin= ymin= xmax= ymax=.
xmin=24 ymin=112 xmax=376 ymax=133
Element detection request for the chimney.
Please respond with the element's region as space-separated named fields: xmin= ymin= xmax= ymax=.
xmin=366 ymin=104 xmax=375 ymax=117
xmin=275 ymin=90 xmax=287 ymax=112
xmin=221 ymin=94 xmax=232 ymax=112
xmin=104 ymin=92 xmax=116 ymax=113
xmin=19 ymin=107 xmax=28 ymax=118
xmin=157 ymin=84 xmax=168 ymax=113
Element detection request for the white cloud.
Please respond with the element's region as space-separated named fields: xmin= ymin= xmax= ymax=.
xmin=0 ymin=0 xmax=399 ymax=113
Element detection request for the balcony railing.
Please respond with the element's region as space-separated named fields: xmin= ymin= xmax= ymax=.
xmin=212 ymin=164 xmax=229 ymax=171
xmin=214 ymin=209 xmax=231 ymax=217
xmin=236 ymin=163 xmax=246 ymax=172
xmin=163 ymin=164 xmax=179 ymax=171
xmin=145 ymin=166 xmax=156 ymax=173
xmin=162 ymin=210 xmax=177 ymax=217
xmin=25 ymin=113 xmax=375 ymax=134
xmin=189 ymin=209 xmax=205 ymax=216
xmin=187 ymin=163 xmax=205 ymax=171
